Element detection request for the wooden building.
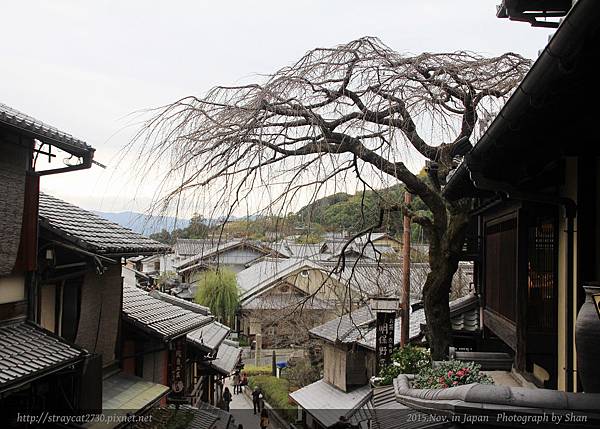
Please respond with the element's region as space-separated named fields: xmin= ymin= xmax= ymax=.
xmin=175 ymin=240 xmax=286 ymax=282
xmin=0 ymin=102 xmax=99 ymax=424
xmin=36 ymin=194 xmax=174 ymax=422
xmin=236 ymin=258 xmax=356 ymax=347
xmin=121 ymin=285 xmax=242 ymax=407
xmin=292 ymin=294 xmax=480 ymax=429
xmin=444 ymin=0 xmax=599 ymax=393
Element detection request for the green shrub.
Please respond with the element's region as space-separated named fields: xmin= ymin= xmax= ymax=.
xmin=414 ymin=360 xmax=494 ymax=389
xmin=378 ymin=345 xmax=431 ymax=385
xmin=282 ymin=359 xmax=321 ymax=389
xmin=243 ymin=364 xmax=272 ymax=377
xmin=248 ymin=375 xmax=296 ymax=423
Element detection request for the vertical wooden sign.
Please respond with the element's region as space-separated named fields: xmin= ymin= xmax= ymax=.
xmin=170 ymin=337 xmax=186 ymax=396
xmin=376 ymin=312 xmax=395 ymax=372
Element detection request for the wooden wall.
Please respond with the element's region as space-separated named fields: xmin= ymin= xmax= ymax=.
xmin=323 ymin=343 xmax=347 ymax=391
xmin=76 ymin=264 xmax=123 ymax=367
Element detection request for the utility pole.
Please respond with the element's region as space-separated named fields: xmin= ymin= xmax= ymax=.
xmin=401 ymin=191 xmax=412 ymax=346
xmin=255 ymin=333 xmax=262 ymax=367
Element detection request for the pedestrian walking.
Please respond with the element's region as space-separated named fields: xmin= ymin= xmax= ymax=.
xmin=222 ymin=387 xmax=233 ymax=412
xmin=251 ymin=387 xmax=263 ymax=414
xmin=260 ymin=409 xmax=270 ymax=429
xmin=232 ymin=371 xmax=241 ymax=394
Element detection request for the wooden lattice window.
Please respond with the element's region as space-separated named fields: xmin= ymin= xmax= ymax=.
xmin=484 ymin=216 xmax=517 ymax=322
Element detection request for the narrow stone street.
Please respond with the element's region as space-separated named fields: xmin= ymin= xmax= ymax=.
xmin=223 ymin=377 xmax=285 ymax=429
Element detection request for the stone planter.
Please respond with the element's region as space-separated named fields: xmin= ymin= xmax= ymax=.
xmin=575 ymin=285 xmax=600 ymax=393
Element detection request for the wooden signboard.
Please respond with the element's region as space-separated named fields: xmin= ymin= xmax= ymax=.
xmin=376 ymin=312 xmax=395 ymax=372
xmin=170 ymin=337 xmax=186 ymax=396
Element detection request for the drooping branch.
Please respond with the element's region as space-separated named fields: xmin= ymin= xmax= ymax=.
xmin=131 ymin=38 xmax=531 ymax=243
xmin=130 ymin=37 xmax=531 ymax=360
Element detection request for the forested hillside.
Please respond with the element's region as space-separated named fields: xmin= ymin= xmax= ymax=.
xmin=150 ymin=185 xmax=429 ymax=244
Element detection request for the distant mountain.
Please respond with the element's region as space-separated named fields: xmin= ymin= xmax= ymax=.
xmin=92 ymin=211 xmax=190 ymax=235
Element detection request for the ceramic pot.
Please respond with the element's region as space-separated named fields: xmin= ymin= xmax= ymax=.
xmin=575 ymin=285 xmax=600 ymax=392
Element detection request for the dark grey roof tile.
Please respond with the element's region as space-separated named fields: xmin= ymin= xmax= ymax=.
xmin=122 ymin=285 xmax=212 ymax=340
xmin=310 ymin=294 xmax=480 ymax=349
xmin=0 ymin=321 xmax=87 ymax=390
xmin=39 ymin=193 xmax=170 ymax=255
xmin=0 ymin=102 xmax=93 ymax=156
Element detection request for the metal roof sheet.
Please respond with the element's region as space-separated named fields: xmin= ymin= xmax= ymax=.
xmin=237 ymin=257 xmax=328 ymax=300
xmin=101 ymin=372 xmax=170 ymax=411
xmin=187 ymin=321 xmax=230 ymax=353
xmin=39 ymin=193 xmax=171 ymax=255
xmin=289 ymin=380 xmax=372 ymax=428
xmin=209 ymin=339 xmax=242 ymax=375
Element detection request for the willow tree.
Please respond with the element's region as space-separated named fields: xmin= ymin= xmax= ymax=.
xmin=195 ymin=269 xmax=239 ymax=326
xmin=135 ymin=37 xmax=530 ymax=359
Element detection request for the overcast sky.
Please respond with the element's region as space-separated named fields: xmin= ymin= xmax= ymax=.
xmin=1 ymin=1 xmax=554 ymax=216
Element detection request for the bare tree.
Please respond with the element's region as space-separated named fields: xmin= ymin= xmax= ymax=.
xmin=132 ymin=37 xmax=530 ymax=359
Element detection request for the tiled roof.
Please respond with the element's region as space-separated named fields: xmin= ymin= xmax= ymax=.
xmin=320 ymin=262 xmax=405 ymax=297
xmin=39 ymin=193 xmax=171 ymax=255
xmin=324 ymin=244 xmax=396 ymax=262
xmin=149 ymin=289 xmax=210 ymax=316
xmin=176 ymin=240 xmax=280 ymax=270
xmin=173 ymin=238 xmax=229 ymax=257
xmin=0 ymin=321 xmax=87 ymax=391
xmin=289 ymin=380 xmax=373 ymax=428
xmin=354 ymin=309 xmax=425 ymax=350
xmin=0 ymin=102 xmax=93 ymax=157
xmin=187 ymin=321 xmax=230 ymax=354
xmin=273 ymin=241 xmax=323 ymax=258
xmin=187 ymin=408 xmax=220 ymax=429
xmin=310 ymin=294 xmax=480 ymax=349
xmin=189 ymin=402 xmax=236 ymax=429
xmin=242 ymin=293 xmax=334 ymax=311
xmin=309 ymin=306 xmax=376 ymax=344
xmin=237 ymin=257 xmax=354 ymax=303
xmin=449 ymin=294 xmax=480 ymax=332
xmin=122 ymin=285 xmax=212 ymax=340
xmin=209 ymin=339 xmax=242 ymax=375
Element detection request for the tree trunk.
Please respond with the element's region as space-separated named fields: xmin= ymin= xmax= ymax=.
xmin=422 ymin=210 xmax=470 ymax=360
xmin=423 ymin=256 xmax=458 ymax=360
